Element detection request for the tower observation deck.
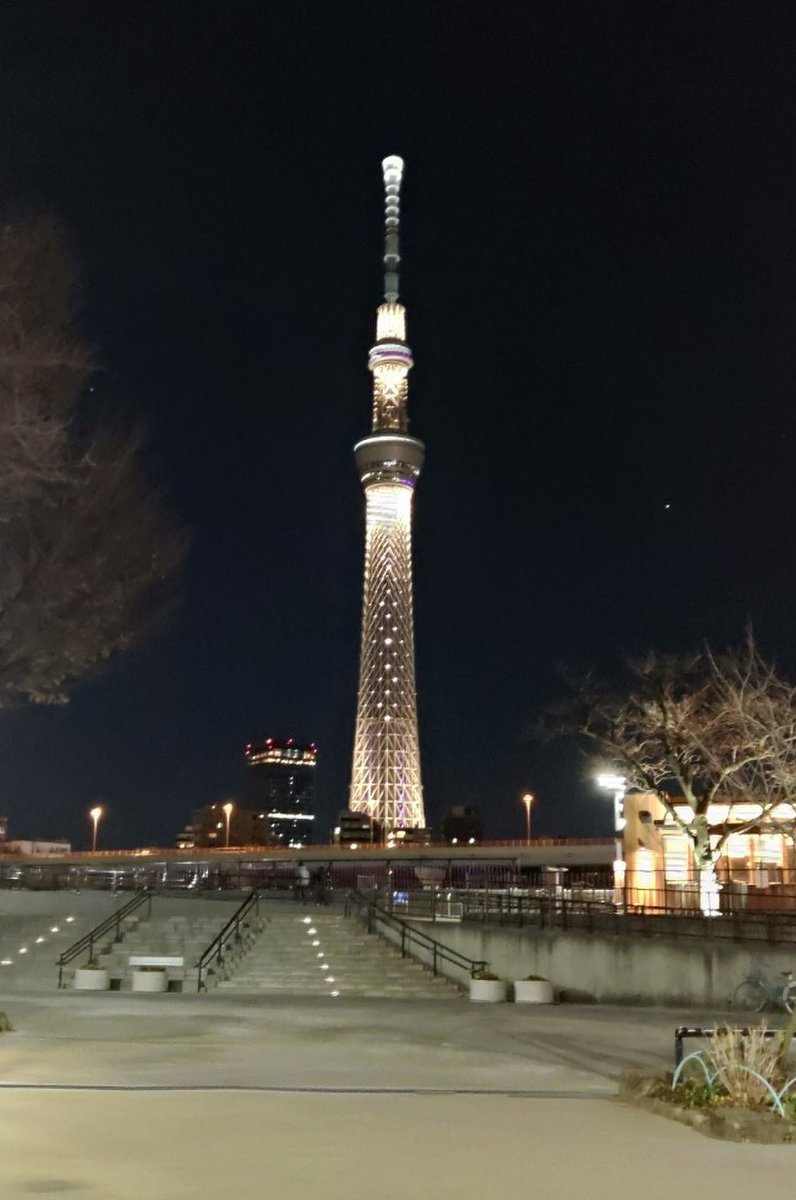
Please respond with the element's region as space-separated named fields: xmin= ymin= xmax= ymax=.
xmin=348 ymin=156 xmax=426 ymax=836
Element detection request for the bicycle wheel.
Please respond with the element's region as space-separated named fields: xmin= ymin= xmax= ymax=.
xmin=733 ymin=981 xmax=766 ymax=1012
xmin=783 ymin=982 xmax=796 ymax=1014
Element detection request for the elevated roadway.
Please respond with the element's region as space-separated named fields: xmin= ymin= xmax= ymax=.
xmin=0 ymin=838 xmax=613 ymax=872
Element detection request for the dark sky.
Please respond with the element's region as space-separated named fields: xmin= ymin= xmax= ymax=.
xmin=1 ymin=2 xmax=795 ymax=849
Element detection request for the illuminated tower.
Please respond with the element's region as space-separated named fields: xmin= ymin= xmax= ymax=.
xmin=348 ymin=156 xmax=426 ymax=835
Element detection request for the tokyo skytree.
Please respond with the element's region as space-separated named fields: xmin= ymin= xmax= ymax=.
xmin=348 ymin=156 xmax=426 ymax=836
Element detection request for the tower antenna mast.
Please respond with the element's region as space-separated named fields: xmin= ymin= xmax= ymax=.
xmin=382 ymin=154 xmax=403 ymax=303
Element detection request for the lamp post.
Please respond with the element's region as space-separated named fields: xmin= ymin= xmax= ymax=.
xmin=596 ymin=773 xmax=626 ymax=905
xmin=222 ymin=802 xmax=234 ymax=849
xmin=89 ymin=805 xmax=103 ymax=853
xmin=521 ymin=793 xmax=534 ymax=846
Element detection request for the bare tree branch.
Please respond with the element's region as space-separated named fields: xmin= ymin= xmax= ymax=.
xmin=548 ymin=632 xmax=796 ymax=871
xmin=0 ymin=214 xmax=188 ymax=708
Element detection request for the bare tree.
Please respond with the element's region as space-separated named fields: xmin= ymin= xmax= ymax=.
xmin=0 ymin=217 xmax=89 ymax=506
xmin=0 ymin=214 xmax=188 ymax=707
xmin=551 ymin=634 xmax=796 ymax=913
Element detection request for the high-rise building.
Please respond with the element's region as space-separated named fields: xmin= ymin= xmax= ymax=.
xmin=349 ymin=157 xmax=426 ymax=837
xmin=244 ymin=737 xmax=317 ymax=846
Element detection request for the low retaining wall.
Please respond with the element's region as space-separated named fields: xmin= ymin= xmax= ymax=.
xmin=404 ymin=920 xmax=796 ymax=1006
xmin=0 ymin=891 xmax=241 ymax=919
xmin=0 ymin=891 xmax=121 ymax=918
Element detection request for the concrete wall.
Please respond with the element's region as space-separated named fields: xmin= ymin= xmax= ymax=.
xmin=0 ymin=891 xmax=242 ymax=918
xmin=0 ymin=891 xmax=121 ymax=917
xmin=400 ymin=919 xmax=796 ymax=1007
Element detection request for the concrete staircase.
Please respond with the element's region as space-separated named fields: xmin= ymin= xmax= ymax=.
xmin=0 ymin=912 xmax=88 ymax=990
xmin=214 ymin=908 xmax=461 ymax=999
xmin=96 ymin=912 xmax=231 ymax=990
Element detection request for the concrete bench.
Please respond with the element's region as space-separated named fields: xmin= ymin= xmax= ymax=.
xmin=127 ymin=955 xmax=186 ymax=992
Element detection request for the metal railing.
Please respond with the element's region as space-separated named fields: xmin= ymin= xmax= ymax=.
xmin=457 ymin=888 xmax=796 ymax=944
xmin=389 ymin=891 xmax=464 ymax=922
xmin=346 ymin=889 xmax=486 ymax=983
xmin=56 ymin=888 xmax=153 ymax=987
xmin=195 ymin=890 xmax=260 ymax=992
xmin=674 ymin=1026 xmax=782 ymax=1067
xmin=0 ymin=856 xmax=615 ymax=896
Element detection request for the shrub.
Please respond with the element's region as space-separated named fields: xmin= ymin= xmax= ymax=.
xmin=673 ymin=1079 xmax=725 ymax=1109
xmin=472 ymin=967 xmax=501 ymax=981
xmin=707 ymin=1024 xmax=782 ymax=1108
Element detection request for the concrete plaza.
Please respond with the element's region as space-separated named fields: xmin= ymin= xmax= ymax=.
xmin=0 ymin=991 xmax=794 ymax=1197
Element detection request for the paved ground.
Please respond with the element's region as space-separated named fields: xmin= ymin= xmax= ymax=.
xmin=0 ymin=990 xmax=794 ymax=1197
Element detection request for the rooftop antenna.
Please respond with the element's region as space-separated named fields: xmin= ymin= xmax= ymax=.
xmin=381 ymin=155 xmax=404 ymax=302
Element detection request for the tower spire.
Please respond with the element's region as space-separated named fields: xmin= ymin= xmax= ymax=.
xmin=349 ymin=156 xmax=426 ymax=839
xmin=381 ymin=155 xmax=403 ymax=303
xmin=369 ymin=156 xmax=413 ymax=433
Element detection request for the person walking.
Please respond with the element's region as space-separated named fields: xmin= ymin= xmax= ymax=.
xmin=311 ymin=865 xmax=329 ymax=906
xmin=294 ymin=860 xmax=310 ymax=903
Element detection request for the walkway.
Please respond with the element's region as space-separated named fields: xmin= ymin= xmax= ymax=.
xmin=0 ymin=993 xmax=793 ymax=1197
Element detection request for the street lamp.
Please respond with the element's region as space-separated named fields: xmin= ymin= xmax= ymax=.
xmin=89 ymin=805 xmax=103 ymax=853
xmin=596 ymin=773 xmax=627 ymax=901
xmin=222 ymin=802 xmax=234 ymax=849
xmin=521 ymin=793 xmax=534 ymax=845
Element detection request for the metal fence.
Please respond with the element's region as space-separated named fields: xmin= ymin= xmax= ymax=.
xmin=456 ymin=888 xmax=796 ymax=944
xmin=0 ymin=857 xmax=612 ymax=895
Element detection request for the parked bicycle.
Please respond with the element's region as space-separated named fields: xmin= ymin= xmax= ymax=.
xmin=733 ymin=965 xmax=796 ymax=1013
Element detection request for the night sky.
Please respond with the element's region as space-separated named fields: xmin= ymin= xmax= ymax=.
xmin=1 ymin=3 xmax=795 ymax=849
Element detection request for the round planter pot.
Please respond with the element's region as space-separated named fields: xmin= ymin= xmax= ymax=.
xmin=514 ymin=979 xmax=554 ymax=1004
xmin=469 ymin=978 xmax=508 ymax=1003
xmin=74 ymin=967 xmax=109 ymax=991
xmin=131 ymin=969 xmax=168 ymax=993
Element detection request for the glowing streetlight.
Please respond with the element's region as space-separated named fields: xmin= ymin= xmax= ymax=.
xmin=222 ymin=801 xmax=234 ymax=849
xmin=89 ymin=806 xmax=103 ymax=853
xmin=596 ymin=774 xmax=627 ymax=841
xmin=596 ymin=773 xmax=627 ymax=900
xmin=521 ymin=793 xmax=534 ymax=845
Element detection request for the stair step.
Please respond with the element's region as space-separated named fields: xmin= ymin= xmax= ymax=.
xmin=210 ymin=911 xmax=460 ymax=1000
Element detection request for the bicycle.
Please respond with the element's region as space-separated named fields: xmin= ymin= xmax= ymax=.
xmin=732 ymin=966 xmax=796 ymax=1013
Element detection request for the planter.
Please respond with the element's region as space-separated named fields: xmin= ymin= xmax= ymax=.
xmin=131 ymin=969 xmax=168 ymax=993
xmin=414 ymin=866 xmax=446 ymax=886
xmin=469 ymin=978 xmax=508 ymax=1003
xmin=514 ymin=979 xmax=554 ymax=1004
xmin=74 ymin=967 xmax=109 ymax=991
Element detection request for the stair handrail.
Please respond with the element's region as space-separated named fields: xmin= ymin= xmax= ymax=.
xmin=56 ymin=888 xmax=153 ymax=987
xmin=195 ymin=890 xmax=260 ymax=992
xmin=345 ymin=888 xmax=487 ymax=982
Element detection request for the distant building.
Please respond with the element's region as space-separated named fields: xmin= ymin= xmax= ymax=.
xmin=244 ymin=737 xmax=317 ymax=847
xmin=621 ymin=790 xmax=796 ymax=914
xmin=333 ymin=809 xmax=381 ymax=846
xmin=188 ymin=803 xmax=270 ymax=849
xmin=6 ymin=839 xmax=71 ymax=855
xmin=175 ymin=823 xmax=196 ymax=850
xmin=441 ymin=806 xmax=482 ymax=845
xmin=332 ymin=809 xmax=431 ymax=847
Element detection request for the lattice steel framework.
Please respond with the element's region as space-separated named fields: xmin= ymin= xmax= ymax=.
xmin=349 ymin=157 xmax=426 ymax=834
